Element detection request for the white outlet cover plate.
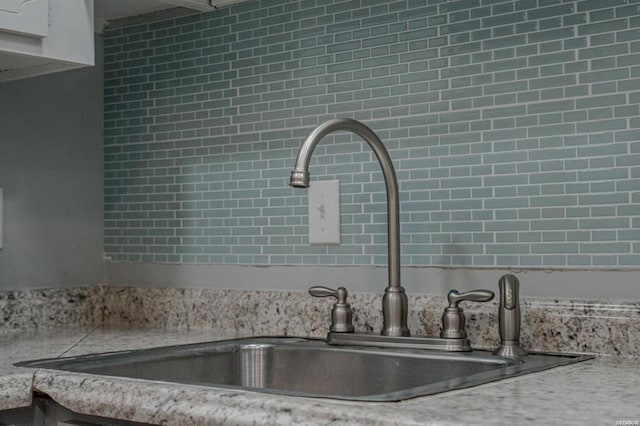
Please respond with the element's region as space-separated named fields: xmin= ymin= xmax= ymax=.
xmin=308 ymin=180 xmax=340 ymax=245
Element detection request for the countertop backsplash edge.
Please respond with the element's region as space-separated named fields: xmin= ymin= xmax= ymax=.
xmin=1 ymin=285 xmax=638 ymax=358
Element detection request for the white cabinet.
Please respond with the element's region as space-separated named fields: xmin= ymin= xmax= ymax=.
xmin=0 ymin=0 xmax=94 ymax=83
xmin=161 ymin=0 xmax=249 ymax=11
xmin=0 ymin=0 xmax=49 ymax=38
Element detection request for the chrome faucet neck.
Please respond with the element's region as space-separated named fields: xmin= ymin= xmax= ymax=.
xmin=290 ymin=118 xmax=409 ymax=337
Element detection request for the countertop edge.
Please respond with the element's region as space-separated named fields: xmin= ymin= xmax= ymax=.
xmin=0 ymin=372 xmax=33 ymax=412
xmin=31 ymin=370 xmax=423 ymax=426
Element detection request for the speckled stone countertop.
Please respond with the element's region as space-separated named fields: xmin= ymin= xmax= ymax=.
xmin=2 ymin=326 xmax=640 ymax=425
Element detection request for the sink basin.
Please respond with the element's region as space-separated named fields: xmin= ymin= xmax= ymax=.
xmin=16 ymin=336 xmax=591 ymax=401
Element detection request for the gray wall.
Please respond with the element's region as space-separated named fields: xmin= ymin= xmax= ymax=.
xmin=0 ymin=39 xmax=104 ymax=290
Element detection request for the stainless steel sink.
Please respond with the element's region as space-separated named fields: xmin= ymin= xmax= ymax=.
xmin=16 ymin=337 xmax=592 ymax=401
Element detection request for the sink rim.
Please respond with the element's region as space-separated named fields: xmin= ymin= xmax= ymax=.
xmin=15 ymin=336 xmax=594 ymax=402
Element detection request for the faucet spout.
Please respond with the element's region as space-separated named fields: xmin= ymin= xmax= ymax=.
xmin=290 ymin=118 xmax=409 ymax=337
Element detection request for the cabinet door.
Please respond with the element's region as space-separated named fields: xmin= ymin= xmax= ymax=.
xmin=0 ymin=0 xmax=48 ymax=37
xmin=33 ymin=396 xmax=154 ymax=426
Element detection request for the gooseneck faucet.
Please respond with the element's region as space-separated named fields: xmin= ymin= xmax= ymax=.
xmin=290 ymin=118 xmax=410 ymax=337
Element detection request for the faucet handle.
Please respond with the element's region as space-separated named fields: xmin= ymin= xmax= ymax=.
xmin=441 ymin=289 xmax=495 ymax=340
xmin=447 ymin=289 xmax=495 ymax=307
xmin=309 ymin=286 xmax=355 ymax=333
xmin=309 ymin=286 xmax=345 ymax=299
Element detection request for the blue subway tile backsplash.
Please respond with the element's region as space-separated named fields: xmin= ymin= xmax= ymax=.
xmin=103 ymin=0 xmax=640 ymax=268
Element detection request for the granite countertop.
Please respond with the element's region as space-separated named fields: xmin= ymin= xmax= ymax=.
xmin=2 ymin=326 xmax=640 ymax=425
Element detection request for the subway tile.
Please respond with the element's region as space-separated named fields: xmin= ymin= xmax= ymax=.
xmin=579 ymin=68 xmax=629 ymax=84
xmin=528 ymin=28 xmax=574 ymax=43
xmin=581 ymin=242 xmax=630 ymax=254
xmin=577 ymin=119 xmax=627 ymax=134
xmin=578 ymin=19 xmax=628 ymax=36
xmin=102 ymin=0 xmax=640 ymax=268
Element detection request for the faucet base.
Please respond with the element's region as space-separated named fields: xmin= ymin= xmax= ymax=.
xmin=493 ymin=341 xmax=528 ymax=358
xmin=326 ymin=332 xmax=472 ymax=352
xmin=381 ymin=286 xmax=410 ymax=337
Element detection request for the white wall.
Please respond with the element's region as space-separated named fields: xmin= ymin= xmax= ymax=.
xmin=0 ymin=38 xmax=104 ymax=290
